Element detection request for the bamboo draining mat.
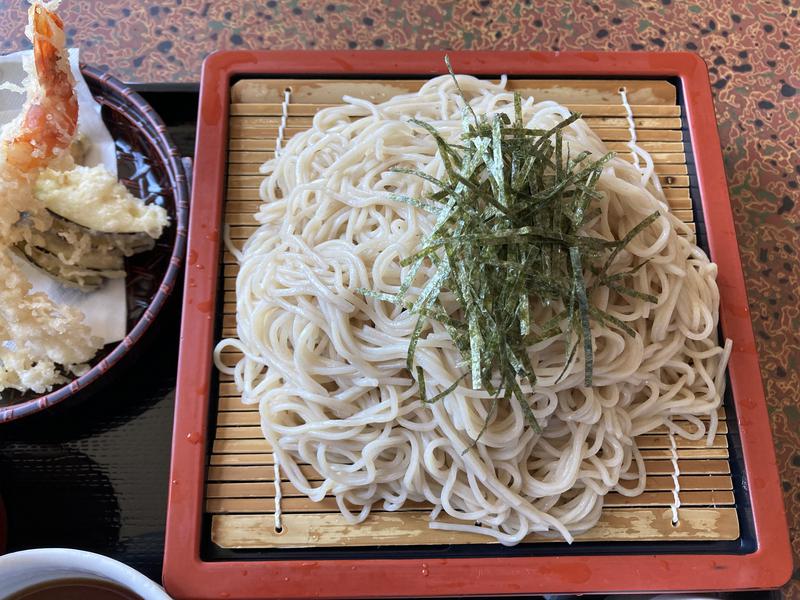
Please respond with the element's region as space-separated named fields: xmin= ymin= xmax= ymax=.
xmin=210 ymin=77 xmax=739 ymax=549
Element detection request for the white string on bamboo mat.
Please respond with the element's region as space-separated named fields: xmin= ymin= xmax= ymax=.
xmin=667 ymin=418 xmax=682 ymax=525
xmin=619 ymin=87 xmax=681 ymax=525
xmin=620 ymin=87 xmax=680 ymax=524
xmin=273 ymin=460 xmax=283 ymax=533
xmin=271 ymin=87 xmax=292 ymax=535
xmin=619 ymin=86 xmax=641 ymax=171
xmin=275 ymin=87 xmax=292 ymax=157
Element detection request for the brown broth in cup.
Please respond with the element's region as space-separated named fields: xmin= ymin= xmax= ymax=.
xmin=6 ymin=578 xmax=145 ymax=600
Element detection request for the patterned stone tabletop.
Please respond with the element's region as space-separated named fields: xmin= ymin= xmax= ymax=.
xmin=0 ymin=0 xmax=797 ymax=594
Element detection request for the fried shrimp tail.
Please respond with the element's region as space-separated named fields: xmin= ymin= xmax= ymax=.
xmin=1 ymin=2 xmax=78 ymax=172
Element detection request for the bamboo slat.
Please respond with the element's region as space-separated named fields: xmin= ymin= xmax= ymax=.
xmin=228 ymin=126 xmax=684 ymax=148
xmin=212 ymin=508 xmax=739 ymax=549
xmin=226 ymin=159 xmax=689 ymax=175
xmin=225 ymin=173 xmax=691 ymax=189
xmin=221 ymin=185 xmax=692 ymax=203
xmin=207 ymin=489 xmax=735 ymax=515
xmin=206 ymin=475 xmax=733 ymax=499
xmin=207 ymin=77 xmax=738 ymax=550
xmin=220 ymin=222 xmax=697 ymax=243
xmin=229 ymin=115 xmax=684 ymax=133
xmin=231 ymin=102 xmax=682 ymax=118
xmin=231 ymin=78 xmax=677 ymax=105
xmin=208 ymin=430 xmax=729 ymax=453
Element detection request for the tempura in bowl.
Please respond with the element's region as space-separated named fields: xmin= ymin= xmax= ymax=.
xmin=0 ymin=1 xmax=169 ymax=394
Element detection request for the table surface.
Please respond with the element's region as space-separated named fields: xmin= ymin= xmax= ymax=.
xmin=0 ymin=0 xmax=797 ymax=596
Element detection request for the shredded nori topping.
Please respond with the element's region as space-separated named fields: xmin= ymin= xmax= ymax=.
xmin=361 ymin=60 xmax=659 ymax=437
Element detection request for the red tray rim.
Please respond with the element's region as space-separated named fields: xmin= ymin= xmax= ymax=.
xmin=164 ymin=50 xmax=792 ymax=599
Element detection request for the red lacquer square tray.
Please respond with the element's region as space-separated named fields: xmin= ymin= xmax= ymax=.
xmin=164 ymin=50 xmax=792 ymax=599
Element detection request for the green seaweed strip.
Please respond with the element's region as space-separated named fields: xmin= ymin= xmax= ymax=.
xmin=406 ymin=315 xmax=426 ymax=372
xmin=396 ymin=258 xmax=426 ymax=300
xmin=555 ymin=340 xmax=579 ymax=384
xmin=361 ymin=59 xmax=662 ymax=436
xmin=467 ymin=309 xmax=483 ymax=389
xmin=390 ymin=167 xmax=457 ymax=194
xmin=416 ymin=366 xmax=427 ymax=402
xmin=422 ymin=372 xmax=468 ymax=405
xmin=411 ymin=263 xmax=450 ymax=313
xmin=408 ymin=118 xmax=462 ymax=174
xmin=601 ymin=257 xmax=653 ymax=282
xmin=490 ymin=115 xmax=508 ymax=208
xmin=389 ymin=192 xmax=436 ymax=211
xmin=429 ymin=373 xmax=468 ymax=402
xmin=463 ymin=394 xmax=501 ymax=454
xmin=444 ymin=55 xmax=478 ymax=127
xmin=590 ymin=306 xmax=637 ymax=338
xmin=606 ymin=282 xmax=659 ymax=304
xmin=506 ymin=364 xmax=541 ymax=433
xmin=569 ymin=246 xmax=593 ymax=387
xmin=602 ymin=210 xmax=661 ymax=273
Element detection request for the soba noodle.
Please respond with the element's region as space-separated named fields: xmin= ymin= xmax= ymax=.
xmin=215 ymin=75 xmax=731 ymax=544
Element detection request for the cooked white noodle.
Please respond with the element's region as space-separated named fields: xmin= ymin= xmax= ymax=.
xmin=215 ymin=75 xmax=731 ymax=544
xmin=619 ymin=86 xmax=663 ymax=194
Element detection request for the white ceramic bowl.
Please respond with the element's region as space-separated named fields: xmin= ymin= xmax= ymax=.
xmin=0 ymin=548 xmax=171 ymax=599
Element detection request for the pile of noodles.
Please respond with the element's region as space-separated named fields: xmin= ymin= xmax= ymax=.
xmin=216 ymin=75 xmax=731 ymax=544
